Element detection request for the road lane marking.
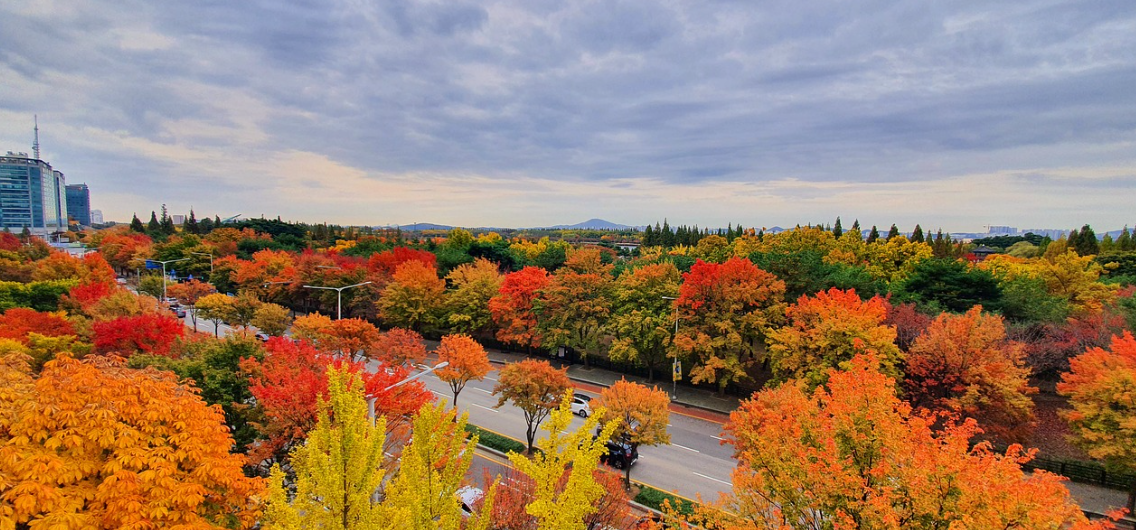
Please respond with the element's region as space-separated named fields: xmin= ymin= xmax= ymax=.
xmin=673 ymin=443 xmax=700 ymax=453
xmin=693 ymin=472 xmax=731 ymax=486
xmin=711 ymin=435 xmax=726 ymax=441
xmin=474 ymin=388 xmax=493 ymax=394
xmin=430 ymin=390 xmax=444 ymax=397
xmin=485 ymin=376 xmax=497 ymax=381
xmin=472 ymin=403 xmax=499 ymax=413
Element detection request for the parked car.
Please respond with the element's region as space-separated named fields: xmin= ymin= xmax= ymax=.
xmin=255 ymin=332 xmax=270 ymax=342
xmin=164 ymin=298 xmax=180 ymax=308
xmin=571 ymin=394 xmax=593 ymax=418
xmin=457 ymin=485 xmax=483 ymax=518
xmin=170 ymin=307 xmax=186 ymax=318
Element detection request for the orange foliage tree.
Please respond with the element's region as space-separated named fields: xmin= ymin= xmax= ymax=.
xmin=1058 ymin=332 xmax=1136 ymax=511
xmin=534 ymin=248 xmax=615 ymax=367
xmin=493 ymin=359 xmax=572 ymax=453
xmin=435 ymin=333 xmax=492 ymax=407
xmin=292 ymin=314 xmax=383 ymax=361
xmin=0 ymin=354 xmax=263 ymax=528
xmin=378 ymin=260 xmax=446 ymax=332
xmin=905 ymin=307 xmax=1036 ymax=441
xmin=766 ymin=288 xmax=901 ymax=388
xmin=703 ymin=354 xmax=1110 ymax=530
xmin=91 ymin=313 xmax=185 ymax=358
xmin=596 ymin=379 xmax=671 ymax=488
xmin=675 ymin=257 xmax=786 ymax=395
xmin=489 ymin=266 xmax=550 ymax=351
xmin=374 ymin=327 xmax=428 ymax=367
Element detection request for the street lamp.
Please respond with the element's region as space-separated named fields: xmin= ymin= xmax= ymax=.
xmin=147 ymin=258 xmax=190 ymax=301
xmin=662 ymin=295 xmax=680 ymax=398
xmin=189 ymin=251 xmax=214 ymax=277
xmin=302 ymin=281 xmax=372 ymax=320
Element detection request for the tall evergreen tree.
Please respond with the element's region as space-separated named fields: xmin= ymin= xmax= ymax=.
xmin=159 ymin=204 xmax=175 ymax=235
xmin=886 ymin=224 xmax=900 ymax=241
xmin=1118 ymin=226 xmax=1134 ymax=251
xmin=214 ymin=215 xmax=222 ymax=227
xmin=147 ymin=211 xmax=160 ymax=234
xmin=643 ymin=224 xmax=655 ymax=246
xmin=866 ymin=225 xmax=880 ymax=243
xmin=199 ymin=216 xmax=214 ymax=234
xmin=850 ymin=219 xmax=861 ymax=239
xmin=911 ymin=224 xmax=925 ymax=243
xmin=1100 ymin=233 xmax=1115 ymax=252
xmin=661 ymin=220 xmax=673 ymax=247
xmin=1066 ymin=228 xmax=1081 ymax=254
xmin=1073 ymin=224 xmax=1099 ymax=256
xmin=185 ymin=209 xmax=199 ymax=234
xmin=832 ymin=217 xmax=843 ymax=238
xmin=130 ymin=214 xmax=145 ymax=233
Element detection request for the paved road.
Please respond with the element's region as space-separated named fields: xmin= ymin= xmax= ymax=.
xmin=408 ymin=362 xmax=737 ymax=502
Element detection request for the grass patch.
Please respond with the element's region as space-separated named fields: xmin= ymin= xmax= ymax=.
xmin=466 ymin=424 xmax=527 ymax=455
xmin=634 ymin=483 xmax=696 ymax=515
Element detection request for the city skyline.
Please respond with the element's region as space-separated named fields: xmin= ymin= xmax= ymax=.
xmin=1 ymin=1 xmax=1133 ymax=232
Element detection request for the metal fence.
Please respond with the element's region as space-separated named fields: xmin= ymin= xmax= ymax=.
xmin=1018 ymin=454 xmax=1136 ymax=491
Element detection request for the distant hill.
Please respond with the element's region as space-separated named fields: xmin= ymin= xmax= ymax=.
xmin=548 ymin=218 xmax=635 ymax=230
xmin=394 ymin=222 xmax=453 ymax=231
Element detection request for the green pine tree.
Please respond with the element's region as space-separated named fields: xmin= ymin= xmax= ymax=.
xmin=867 ymin=225 xmax=880 ymax=243
xmin=185 ymin=209 xmax=200 ymax=234
xmin=147 ymin=211 xmax=161 ymax=234
xmin=130 ymin=214 xmax=145 ymax=233
xmin=833 ymin=217 xmax=843 ymax=238
xmin=1073 ymin=224 xmax=1099 ymax=256
xmin=886 ymin=224 xmax=900 ymax=241
xmin=911 ymin=224 xmax=925 ymax=243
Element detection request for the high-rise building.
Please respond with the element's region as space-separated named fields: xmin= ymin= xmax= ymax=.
xmin=90 ymin=209 xmax=104 ymax=225
xmin=66 ymin=183 xmax=91 ymax=226
xmin=0 ymin=151 xmax=68 ymax=234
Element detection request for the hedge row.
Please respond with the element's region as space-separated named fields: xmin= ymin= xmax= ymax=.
xmin=465 ymin=424 xmax=527 ymax=455
xmin=633 ymin=483 xmax=696 ymax=515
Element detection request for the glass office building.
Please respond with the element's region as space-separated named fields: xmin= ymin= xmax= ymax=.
xmin=0 ymin=151 xmax=69 ymax=234
xmin=66 ymin=183 xmax=91 ymax=226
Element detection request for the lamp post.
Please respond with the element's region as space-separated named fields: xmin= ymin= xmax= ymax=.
xmin=662 ymin=295 xmax=680 ymax=398
xmin=147 ymin=258 xmax=190 ymax=301
xmin=189 ymin=251 xmax=214 ymax=278
xmin=302 ymin=281 xmax=372 ymax=320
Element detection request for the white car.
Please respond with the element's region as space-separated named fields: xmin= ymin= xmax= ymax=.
xmin=457 ymin=485 xmax=483 ymax=517
xmin=571 ymin=394 xmax=593 ymax=418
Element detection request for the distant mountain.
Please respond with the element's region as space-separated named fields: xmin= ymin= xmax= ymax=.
xmin=548 ymin=218 xmax=635 ymax=230
xmin=394 ymin=222 xmax=453 ymax=231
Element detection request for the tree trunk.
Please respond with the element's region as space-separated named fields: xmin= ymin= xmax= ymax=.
xmin=1128 ymin=477 xmax=1135 ymax=514
xmin=647 ymin=365 xmax=655 ymax=383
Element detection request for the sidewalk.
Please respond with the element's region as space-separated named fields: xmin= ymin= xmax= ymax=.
xmin=464 ymin=342 xmax=1132 ymax=523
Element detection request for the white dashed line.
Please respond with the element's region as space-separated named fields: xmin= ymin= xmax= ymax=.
xmin=693 ymin=472 xmax=731 ymax=486
xmin=472 ymin=403 xmax=499 ymax=413
xmin=673 ymin=444 xmax=700 ymax=453
xmin=474 ymin=388 xmax=493 ymax=394
xmin=710 ymin=435 xmax=726 ymax=441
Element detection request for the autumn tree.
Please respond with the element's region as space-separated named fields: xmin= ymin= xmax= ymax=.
xmin=435 ymin=333 xmax=492 ymax=408
xmin=534 ymin=248 xmax=615 ymax=367
xmin=382 ymin=402 xmax=496 ymax=530
xmin=378 ymin=260 xmax=446 ymax=332
xmin=261 ymin=365 xmax=388 ymax=529
xmin=252 ymin=302 xmax=291 ymax=336
xmin=596 ymin=379 xmax=671 ymax=488
xmin=443 ymin=257 xmax=504 ymax=336
xmin=608 ymin=262 xmax=681 ymax=382
xmin=0 ymin=355 xmax=263 ymax=529
xmin=166 ymin=278 xmax=216 ymax=331
xmin=1058 ymin=332 xmax=1136 ymax=511
xmin=766 ymin=288 xmax=902 ymax=388
xmin=0 ymin=307 xmax=75 ymax=343
xmin=374 ymin=327 xmax=428 ymax=367
xmin=698 ymin=354 xmax=1106 ymax=530
xmin=196 ymin=292 xmax=236 ymax=336
xmin=506 ymin=395 xmax=618 ymax=530
xmin=493 ymin=359 xmax=573 ymax=453
xmin=905 ymin=307 xmax=1035 ymax=441
xmin=674 ymin=257 xmax=786 ymax=395
xmin=229 ymin=291 xmax=263 ymax=329
xmin=489 ymin=266 xmax=550 ymax=350
xmin=292 ymin=314 xmax=383 ymax=361
xmin=92 ymin=312 xmax=185 ymax=357
xmin=242 ymin=338 xmax=431 ymax=467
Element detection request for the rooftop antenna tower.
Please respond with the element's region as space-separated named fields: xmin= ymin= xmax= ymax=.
xmin=33 ymin=115 xmax=40 ymax=160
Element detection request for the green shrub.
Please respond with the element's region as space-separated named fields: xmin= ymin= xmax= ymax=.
xmin=634 ymin=484 xmax=695 ymax=515
xmin=465 ymin=424 xmax=527 ymax=455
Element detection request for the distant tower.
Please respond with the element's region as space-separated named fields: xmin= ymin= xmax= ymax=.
xmin=33 ymin=115 xmax=40 ymax=160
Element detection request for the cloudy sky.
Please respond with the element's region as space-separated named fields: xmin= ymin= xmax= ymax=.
xmin=1 ymin=1 xmax=1134 ymax=232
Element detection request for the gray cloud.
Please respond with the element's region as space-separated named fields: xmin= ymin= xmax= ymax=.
xmin=0 ymin=0 xmax=1133 ymax=230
